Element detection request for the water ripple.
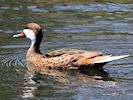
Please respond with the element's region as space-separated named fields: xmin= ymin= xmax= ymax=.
xmin=54 ymin=21 xmax=133 ymax=34
xmin=27 ymin=5 xmax=48 ymax=12
xmin=54 ymin=3 xmax=133 ymax=12
xmin=0 ymin=53 xmax=25 ymax=67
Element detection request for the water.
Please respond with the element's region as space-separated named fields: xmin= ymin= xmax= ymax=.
xmin=0 ymin=0 xmax=133 ymax=100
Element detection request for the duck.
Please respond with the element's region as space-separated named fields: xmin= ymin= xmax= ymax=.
xmin=13 ymin=23 xmax=129 ymax=72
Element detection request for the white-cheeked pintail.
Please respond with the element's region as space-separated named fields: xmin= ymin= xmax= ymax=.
xmin=13 ymin=23 xmax=129 ymax=72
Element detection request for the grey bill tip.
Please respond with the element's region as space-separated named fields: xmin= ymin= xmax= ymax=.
xmin=13 ymin=34 xmax=21 ymax=38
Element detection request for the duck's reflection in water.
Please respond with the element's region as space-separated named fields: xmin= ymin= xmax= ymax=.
xmin=20 ymin=64 xmax=114 ymax=99
xmin=20 ymin=71 xmax=37 ymax=99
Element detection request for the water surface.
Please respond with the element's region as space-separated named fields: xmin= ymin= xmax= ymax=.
xmin=0 ymin=0 xmax=133 ymax=100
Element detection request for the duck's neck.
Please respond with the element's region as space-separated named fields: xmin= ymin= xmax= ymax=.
xmin=26 ymin=42 xmax=41 ymax=61
xmin=29 ymin=42 xmax=41 ymax=54
xmin=27 ymin=29 xmax=43 ymax=59
xmin=27 ymin=43 xmax=41 ymax=59
xmin=27 ymin=36 xmax=42 ymax=57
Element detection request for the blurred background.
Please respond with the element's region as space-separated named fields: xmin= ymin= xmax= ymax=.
xmin=0 ymin=0 xmax=132 ymax=99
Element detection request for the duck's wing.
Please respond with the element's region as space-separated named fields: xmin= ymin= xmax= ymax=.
xmin=43 ymin=49 xmax=103 ymax=58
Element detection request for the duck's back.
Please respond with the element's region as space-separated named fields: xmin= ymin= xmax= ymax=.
xmin=44 ymin=49 xmax=103 ymax=58
xmin=39 ymin=49 xmax=103 ymax=69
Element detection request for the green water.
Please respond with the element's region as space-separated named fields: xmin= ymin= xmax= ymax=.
xmin=0 ymin=0 xmax=133 ymax=100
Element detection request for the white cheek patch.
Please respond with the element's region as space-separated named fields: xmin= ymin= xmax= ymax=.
xmin=23 ymin=29 xmax=36 ymax=41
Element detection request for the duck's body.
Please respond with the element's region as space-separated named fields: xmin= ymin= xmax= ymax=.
xmin=13 ymin=23 xmax=129 ymax=72
xmin=27 ymin=48 xmax=105 ymax=70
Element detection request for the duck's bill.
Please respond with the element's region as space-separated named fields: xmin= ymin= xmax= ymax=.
xmin=13 ymin=32 xmax=25 ymax=38
xmin=13 ymin=33 xmax=21 ymax=38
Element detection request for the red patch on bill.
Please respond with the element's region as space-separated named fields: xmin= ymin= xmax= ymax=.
xmin=20 ymin=32 xmax=25 ymax=37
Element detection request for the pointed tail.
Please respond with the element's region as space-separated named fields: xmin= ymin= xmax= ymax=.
xmin=94 ymin=55 xmax=129 ymax=63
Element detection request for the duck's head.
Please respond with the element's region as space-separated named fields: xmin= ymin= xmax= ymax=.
xmin=13 ymin=23 xmax=43 ymax=40
xmin=13 ymin=23 xmax=43 ymax=53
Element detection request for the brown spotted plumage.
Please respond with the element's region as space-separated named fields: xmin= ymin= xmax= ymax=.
xmin=13 ymin=23 xmax=129 ymax=72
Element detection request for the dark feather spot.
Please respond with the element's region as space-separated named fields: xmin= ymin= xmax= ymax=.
xmin=48 ymin=66 xmax=52 ymax=70
xmin=61 ymin=60 xmax=64 ymax=63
